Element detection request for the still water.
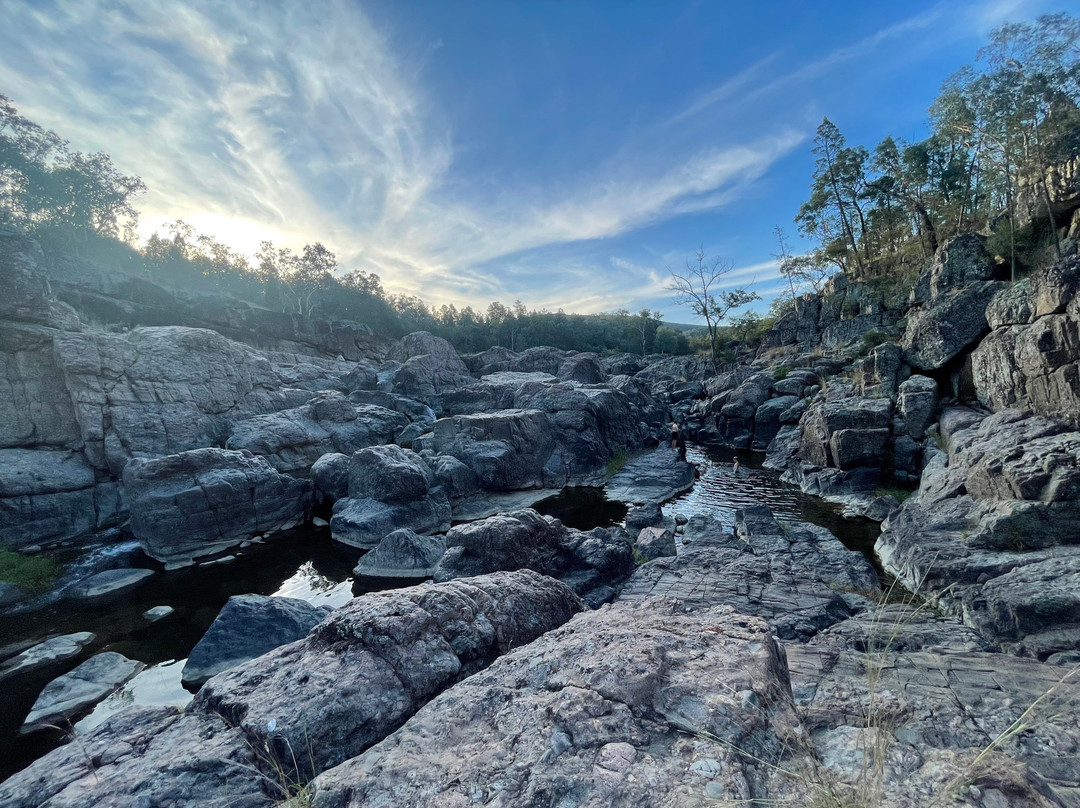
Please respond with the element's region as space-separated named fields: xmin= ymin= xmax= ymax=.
xmin=0 ymin=446 xmax=880 ymax=781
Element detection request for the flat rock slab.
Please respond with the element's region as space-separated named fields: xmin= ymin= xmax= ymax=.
xmin=451 ymin=488 xmax=561 ymax=522
xmin=66 ymin=568 xmax=155 ymax=601
xmin=22 ymin=651 xmax=145 ymax=732
xmin=353 ymin=529 xmax=446 ymax=578
xmin=142 ymin=606 xmax=174 ymax=622
xmin=0 ymin=632 xmax=96 ymax=681
xmin=308 ymin=599 xmax=799 ymax=808
xmin=604 ymin=447 xmax=696 ymax=504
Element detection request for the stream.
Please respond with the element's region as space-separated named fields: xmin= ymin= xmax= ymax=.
xmin=0 ymin=446 xmax=881 ymax=781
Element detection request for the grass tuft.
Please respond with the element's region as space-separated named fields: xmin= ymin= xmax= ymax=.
xmin=606 ymin=449 xmax=630 ymax=477
xmin=0 ymin=548 xmax=58 ymax=592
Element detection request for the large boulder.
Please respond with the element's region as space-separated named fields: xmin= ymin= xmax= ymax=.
xmin=434 ymin=509 xmax=633 ymax=605
xmin=0 ymin=323 xmax=83 ymax=450
xmin=896 ymin=375 xmax=938 ymax=438
xmin=556 ymin=353 xmax=606 ymax=384
xmin=431 ymin=409 xmax=556 ymax=490
xmin=752 ymin=395 xmax=799 ymax=451
xmin=798 ymin=396 xmax=892 ymax=469
xmin=124 ymin=448 xmax=311 ymax=567
xmin=388 ymin=332 xmax=472 ymax=404
xmin=902 ymin=281 xmax=1004 ymax=371
xmin=182 ymin=593 xmax=331 ymax=688
xmin=330 ymin=445 xmax=451 ymax=549
xmin=226 ymin=391 xmax=408 ymax=474
xmin=311 ymin=452 xmax=350 ymax=502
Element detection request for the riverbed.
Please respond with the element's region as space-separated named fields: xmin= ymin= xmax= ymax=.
xmin=0 ymin=446 xmax=881 ymax=780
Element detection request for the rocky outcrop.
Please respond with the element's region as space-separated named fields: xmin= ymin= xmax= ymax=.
xmin=877 ymin=409 xmax=1080 ymax=656
xmin=619 ymin=510 xmax=877 ymax=641
xmin=902 ymin=281 xmax=1004 ymax=371
xmin=798 ymin=396 xmax=892 ymax=471
xmin=0 ymin=633 xmax=96 ymax=682
xmin=603 ymin=447 xmax=696 ymax=504
xmin=434 ymin=509 xmax=633 ymax=606
xmin=124 ymin=448 xmax=311 ymax=566
xmin=387 ymin=332 xmax=473 ymax=404
xmin=182 ymin=593 xmax=332 ymax=688
xmin=556 ymin=352 xmax=606 ymax=384
xmin=226 ymin=391 xmax=408 ymax=474
xmin=0 ymin=571 xmax=583 ymax=808
xmin=972 ymin=255 xmax=1080 ymax=427
xmin=309 ymin=600 xmax=798 ymax=808
xmin=330 ymin=445 xmax=450 ymax=549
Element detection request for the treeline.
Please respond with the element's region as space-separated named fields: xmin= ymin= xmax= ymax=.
xmin=0 ymin=95 xmax=692 ymax=357
xmin=779 ymin=13 xmax=1080 ymax=311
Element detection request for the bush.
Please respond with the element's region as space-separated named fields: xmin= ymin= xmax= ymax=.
xmin=860 ymin=330 xmax=890 ymax=353
xmin=774 ymin=365 xmax=791 ymax=381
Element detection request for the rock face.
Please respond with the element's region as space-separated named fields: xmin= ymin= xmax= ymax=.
xmin=902 ymin=281 xmax=1004 ymax=371
xmin=877 ymin=409 xmax=1080 ymax=656
xmin=433 ymin=509 xmax=633 ymax=606
xmin=972 ymin=256 xmax=1080 ymax=427
xmin=182 ymin=593 xmax=332 ymax=688
xmin=308 ymin=600 xmax=799 ymax=808
xmin=21 ymin=652 xmax=145 ymax=732
xmin=798 ymin=396 xmax=892 ymax=470
xmin=124 ymin=448 xmax=311 ymax=566
xmin=330 ymin=446 xmax=451 ymax=549
xmin=603 ymin=447 xmax=696 ymax=504
xmin=0 ymin=448 xmax=121 ymax=549
xmin=0 ymin=572 xmax=583 ymax=808
xmin=226 ymin=391 xmax=408 ymax=474
xmin=431 ymin=409 xmax=557 ymax=490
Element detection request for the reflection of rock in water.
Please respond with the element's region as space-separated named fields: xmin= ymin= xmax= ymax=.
xmin=533 ymin=487 xmax=627 ymax=530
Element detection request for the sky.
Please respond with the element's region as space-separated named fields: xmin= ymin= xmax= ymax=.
xmin=0 ymin=0 xmax=1061 ymax=322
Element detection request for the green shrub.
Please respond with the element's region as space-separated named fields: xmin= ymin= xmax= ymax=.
xmin=860 ymin=330 xmax=890 ymax=353
xmin=875 ymin=486 xmax=912 ymax=504
xmin=0 ymin=549 xmax=57 ymax=591
xmin=773 ymin=365 xmax=791 ymax=381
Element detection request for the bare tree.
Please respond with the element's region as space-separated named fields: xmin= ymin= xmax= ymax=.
xmin=667 ymin=248 xmax=760 ymax=372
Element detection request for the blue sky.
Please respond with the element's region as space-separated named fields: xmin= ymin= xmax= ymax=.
xmin=0 ymin=0 xmax=1059 ymax=321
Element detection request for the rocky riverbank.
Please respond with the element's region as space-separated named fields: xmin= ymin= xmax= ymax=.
xmin=3 ymin=224 xmax=1080 ymax=805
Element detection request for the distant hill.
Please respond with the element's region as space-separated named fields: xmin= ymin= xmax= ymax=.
xmin=662 ymin=321 xmax=705 ymax=333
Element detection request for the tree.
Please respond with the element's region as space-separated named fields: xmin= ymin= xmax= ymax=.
xmin=635 ymin=308 xmax=661 ymax=356
xmin=667 ymin=248 xmax=760 ymax=372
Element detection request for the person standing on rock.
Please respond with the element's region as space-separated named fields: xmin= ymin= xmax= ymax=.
xmin=670 ymin=420 xmax=679 ymax=450
xmin=676 ymin=429 xmax=687 ymax=461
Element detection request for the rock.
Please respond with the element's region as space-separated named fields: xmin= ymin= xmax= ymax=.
xmin=182 ymin=594 xmax=331 ymax=688
xmin=0 ymin=448 xmax=105 ymax=549
xmin=929 ymin=233 xmax=995 ymax=298
xmin=0 ymin=632 xmax=96 ymax=681
xmin=196 ymin=571 xmax=584 ymax=782
xmin=431 ymin=409 xmax=556 ymax=490
xmin=619 ymin=513 xmax=872 ymax=641
xmin=892 ymin=434 xmax=921 ymax=482
xmin=0 ymin=573 xmax=584 ymax=808
xmin=897 ymin=375 xmax=938 ymax=438
xmin=52 ymin=326 xmax=308 ymax=474
xmin=66 ymin=568 xmax=154 ymax=602
xmin=902 ymin=281 xmax=1004 ymax=371
xmin=771 ymin=376 xmax=806 ymax=397
xmin=310 ymin=600 xmax=799 ymax=808
xmin=634 ymin=525 xmax=676 ymax=560
xmin=604 ymin=447 xmax=696 ymax=504
xmin=430 ymin=455 xmax=479 ymax=500
xmin=719 ymin=373 xmax=772 ymax=420
xmin=0 ymin=581 xmax=27 ymax=607
xmin=21 ymin=652 xmax=145 ymax=732
xmin=828 ymin=427 xmax=891 ymax=470
xmin=624 ymin=502 xmax=664 ymax=533
xmin=143 ymin=605 xmax=174 ymax=622
xmin=434 ymin=509 xmax=633 ymax=605
xmin=345 ymin=389 xmax=434 ymax=422
xmin=353 ymin=529 xmax=446 ymax=578
xmin=311 ymin=451 xmax=350 ymax=502
xmin=124 ymin=448 xmax=311 ymax=566
xmin=972 ymin=310 xmax=1080 ymax=428
xmin=798 ymin=397 xmax=892 ymax=469
xmin=331 ymin=495 xmax=451 ymax=550
xmin=388 ymin=332 xmax=472 ymax=404
xmin=752 ymin=395 xmax=800 ymax=451
xmin=852 ymin=342 xmax=903 ymax=396
xmin=226 ymin=392 xmax=408 ymax=474
xmin=0 ymin=323 xmax=82 ymax=450
xmin=556 ymin=353 xmax=607 ymax=384
xmin=763 ymin=423 xmax=802 ymax=470
xmin=347 ymin=445 xmax=435 ymax=504
xmin=331 ymin=445 xmax=451 ymax=549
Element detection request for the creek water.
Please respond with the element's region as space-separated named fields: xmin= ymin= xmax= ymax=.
xmin=0 ymin=446 xmax=880 ymax=781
